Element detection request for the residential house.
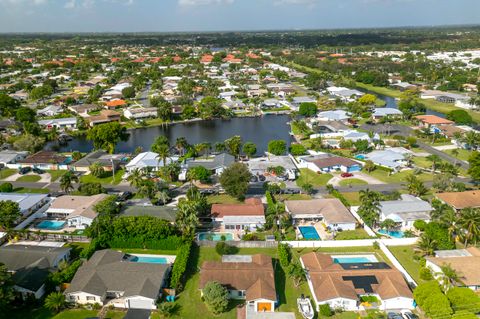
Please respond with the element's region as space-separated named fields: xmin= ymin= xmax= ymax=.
xmin=390 ymin=82 xmax=417 ymax=91
xmin=0 ymin=150 xmax=28 ymax=167
xmin=18 ymin=151 xmax=71 ymax=170
xmin=291 ymin=96 xmax=317 ymax=110
xmin=0 ymin=193 xmax=49 ymax=217
xmin=415 ymin=115 xmax=454 ymax=131
xmin=126 ymin=152 xmax=178 ymax=173
xmin=124 ymin=107 xmax=158 ymax=120
xmin=46 ymin=194 xmax=108 ymax=229
xmin=298 ymin=154 xmax=362 ymax=173
xmin=372 ymin=108 xmax=403 ymax=121
xmin=362 ymin=149 xmax=410 ymax=171
xmin=105 ymin=99 xmax=127 ymax=109
xmin=121 ymin=205 xmax=177 ymax=223
xmin=72 ymin=150 xmax=123 ymax=173
xmin=65 ymin=249 xmax=170 ymax=309
xmin=309 ymin=120 xmax=349 ymax=135
xmin=38 ymin=117 xmax=77 ymax=131
xmin=211 ymin=198 xmax=265 ymax=234
xmin=222 ymin=100 xmax=247 ymax=113
xmin=87 ymin=110 xmax=121 ymax=126
xmin=301 ymin=252 xmax=414 ymax=311
xmin=0 ymin=244 xmax=71 ymax=299
xmin=199 ymin=254 xmax=277 ymax=313
xmin=327 ymin=87 xmax=364 ymax=102
xmin=316 ymin=110 xmax=350 ymax=122
xmin=248 ymin=155 xmax=297 ymax=180
xmin=68 ymin=104 xmax=99 ymax=117
xmin=285 ymin=199 xmax=357 ymax=231
xmin=185 ymin=153 xmax=235 ymax=176
xmin=426 ymin=247 xmax=480 ymax=291
xmin=435 ymin=190 xmax=480 ymax=211
xmin=262 ymin=98 xmax=282 ymax=109
xmin=37 ymin=105 xmax=63 ymax=117
xmin=379 ymin=194 xmax=433 ymax=230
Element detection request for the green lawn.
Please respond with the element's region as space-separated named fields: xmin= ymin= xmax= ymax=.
xmin=296 ymin=169 xmax=333 ymax=187
xmin=339 ymin=192 xmax=361 ymax=206
xmin=6 ymin=308 xmax=97 ymax=319
xmin=13 ymin=187 xmax=50 ymax=194
xmin=79 ymin=169 xmax=124 ymax=185
xmin=275 ymin=194 xmax=313 ymax=201
xmin=388 ymin=245 xmax=423 ymax=284
xmin=52 ymin=310 xmax=98 ymax=319
xmin=365 ymin=167 xmax=434 ymax=183
xmin=16 ymin=175 xmax=42 ymax=182
xmin=412 ymin=156 xmax=431 ymax=169
xmin=335 ymin=228 xmax=373 ymax=240
xmin=444 ymin=149 xmax=473 ymax=162
xmin=48 ymin=170 xmax=68 ymax=182
xmin=0 ymin=168 xmax=17 ymax=179
xmin=338 ymin=178 xmax=368 ymax=187
xmin=105 ymin=310 xmax=126 ymax=319
xmin=207 ymin=194 xmax=242 ymax=204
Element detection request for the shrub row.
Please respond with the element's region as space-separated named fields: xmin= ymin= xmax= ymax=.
xmin=108 ymin=236 xmax=182 ymax=251
xmin=170 ymin=241 xmax=192 ymax=290
xmin=278 ymin=243 xmax=291 ymax=268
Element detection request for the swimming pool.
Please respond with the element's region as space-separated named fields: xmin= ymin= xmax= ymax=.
xmin=130 ymin=255 xmax=168 ymax=264
xmin=378 ymin=229 xmax=405 ymax=238
xmin=332 ymin=255 xmax=378 ymax=264
xmin=197 ymin=232 xmax=234 ymax=241
xmin=36 ymin=220 xmax=66 ymax=230
xmin=299 ymin=226 xmax=321 ymax=240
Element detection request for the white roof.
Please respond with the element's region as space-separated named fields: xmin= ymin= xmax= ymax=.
xmin=126 ymin=152 xmax=177 ymax=169
xmin=0 ymin=193 xmax=48 ymax=214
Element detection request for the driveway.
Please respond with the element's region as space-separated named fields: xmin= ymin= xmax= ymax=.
xmin=327 ymin=172 xmax=385 ymax=187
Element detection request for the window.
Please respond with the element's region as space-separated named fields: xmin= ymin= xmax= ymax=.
xmin=238 ymin=291 xmax=245 ymax=297
xmin=86 ymin=296 xmax=96 ymax=301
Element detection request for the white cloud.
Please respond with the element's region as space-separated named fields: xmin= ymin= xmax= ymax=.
xmin=63 ymin=0 xmax=133 ymax=10
xmin=178 ymin=0 xmax=234 ymax=6
xmin=0 ymin=0 xmax=47 ymax=5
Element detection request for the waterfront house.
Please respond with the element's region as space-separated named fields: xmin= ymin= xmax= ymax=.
xmin=18 ymin=151 xmax=71 ymax=170
xmin=372 ymin=108 xmax=403 ymax=121
xmin=72 ymin=150 xmax=123 ymax=173
xmin=65 ymin=249 xmax=170 ymax=309
xmin=126 ymin=152 xmax=178 ymax=173
xmin=46 ymin=194 xmax=108 ymax=229
xmin=285 ymin=199 xmax=356 ymax=231
xmin=379 ymin=194 xmax=433 ymax=230
xmin=362 ymin=149 xmax=409 ymax=171
xmin=185 ymin=153 xmax=235 ymax=176
xmin=199 ymin=254 xmax=277 ymax=313
xmin=124 ymin=107 xmax=158 ymax=120
xmin=211 ymin=198 xmax=265 ymax=233
xmin=298 ymin=154 xmax=362 ymax=173
xmin=68 ymin=104 xmax=99 ymax=117
xmin=87 ymin=110 xmax=121 ymax=127
xmin=38 ymin=117 xmax=77 ymax=131
xmin=390 ymin=82 xmax=417 ymax=91
xmin=326 ymin=86 xmax=364 ymax=102
xmin=316 ymin=110 xmax=350 ymax=122
xmin=247 ymin=155 xmax=297 ymax=180
xmin=0 ymin=244 xmax=71 ymax=299
xmin=435 ymin=190 xmax=480 ymax=211
xmin=0 ymin=150 xmax=28 ymax=167
xmin=426 ymin=247 xmax=480 ymax=291
xmin=301 ymin=252 xmax=414 ymax=311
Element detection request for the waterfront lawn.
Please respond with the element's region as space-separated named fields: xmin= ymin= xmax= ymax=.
xmin=388 ymin=245 xmax=423 ymax=284
xmin=79 ymin=169 xmax=124 ymax=185
xmin=338 ymin=178 xmax=368 ymax=187
xmin=47 ymin=170 xmax=68 ymax=181
xmin=296 ymin=168 xmax=333 ymax=187
xmin=335 ymin=229 xmax=373 ymax=240
xmin=0 ymin=168 xmax=17 ymax=180
xmin=207 ymin=194 xmax=242 ymax=204
xmin=16 ymin=175 xmax=42 ymax=182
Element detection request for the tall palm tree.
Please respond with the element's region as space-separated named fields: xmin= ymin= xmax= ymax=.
xmin=416 ymin=234 xmax=437 ymax=256
xmin=463 ymin=131 xmax=480 ymax=151
xmin=405 ymin=174 xmax=428 ymax=197
xmin=151 ymin=136 xmax=170 ymax=168
xmin=439 ymin=264 xmax=463 ymax=291
xmin=60 ymin=171 xmax=78 ymax=194
xmin=44 ymin=292 xmax=66 ymax=313
xmin=458 ymin=208 xmax=480 ymax=247
xmin=426 ymin=154 xmax=442 ymax=172
xmin=154 ymin=189 xmax=171 ymax=206
xmin=175 ymin=137 xmax=189 ymax=156
xmin=266 ymin=202 xmax=289 ymax=233
xmin=176 ymin=200 xmax=199 ymax=237
xmin=89 ymin=161 xmax=105 ymax=178
xmin=358 ymin=189 xmax=381 ymax=227
xmin=127 ymin=168 xmax=144 ymax=189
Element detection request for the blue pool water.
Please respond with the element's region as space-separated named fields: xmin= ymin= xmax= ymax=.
xmin=36 ymin=220 xmax=66 ymax=230
xmin=299 ymin=226 xmax=321 ymax=240
xmin=333 ymin=257 xmax=376 ymax=264
xmin=130 ymin=256 xmax=168 ymax=264
xmin=378 ymin=229 xmax=405 ymax=238
xmin=198 ymin=232 xmax=234 ymax=241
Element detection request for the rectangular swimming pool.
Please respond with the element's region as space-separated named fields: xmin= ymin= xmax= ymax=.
xmin=36 ymin=220 xmax=66 ymax=230
xmin=299 ymin=226 xmax=320 ymax=240
xmin=198 ymin=232 xmax=234 ymax=241
xmin=130 ymin=256 xmax=168 ymax=264
xmin=332 ymin=255 xmax=378 ymax=264
xmin=378 ymin=229 xmax=405 ymax=238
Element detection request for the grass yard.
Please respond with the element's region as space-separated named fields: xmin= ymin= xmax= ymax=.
xmin=79 ymin=169 xmax=124 ymax=185
xmin=48 ymin=170 xmax=68 ymax=181
xmin=275 ymin=193 xmax=313 ymax=201
xmin=16 ymin=174 xmax=42 ymax=182
xmin=0 ymin=168 xmax=17 ymax=179
xmin=444 ymin=148 xmax=473 ymax=162
xmin=338 ymin=178 xmax=368 ymax=187
xmin=207 ymin=194 xmax=242 ymax=204
xmin=296 ymin=168 xmax=333 ymax=187
xmin=6 ymin=308 xmax=97 ymax=319
xmin=335 ymin=228 xmax=374 ymax=240
xmin=339 ymin=192 xmax=361 ymax=206
xmin=13 ymin=187 xmax=50 ymax=193
xmin=365 ymin=167 xmax=433 ymax=183
xmin=412 ymin=156 xmax=431 ymax=169
xmin=105 ymin=310 xmax=127 ymax=319
xmin=388 ymin=245 xmax=424 ymax=284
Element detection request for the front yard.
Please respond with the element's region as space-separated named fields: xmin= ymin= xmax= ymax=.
xmin=0 ymin=168 xmax=17 ymax=179
xmin=364 ymin=167 xmax=434 ymax=183
xmin=79 ymin=169 xmax=124 ymax=185
xmin=296 ymin=168 xmax=333 ymax=187
xmin=16 ymin=175 xmax=42 ymax=182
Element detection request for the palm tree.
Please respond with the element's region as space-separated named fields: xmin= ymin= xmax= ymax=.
xmin=176 ymin=200 xmax=199 ymax=237
xmin=416 ymin=234 xmax=437 ymax=256
xmin=380 ymin=219 xmax=397 ymax=232
xmin=127 ymin=168 xmax=144 ymax=189
xmin=175 ymin=137 xmax=189 ymax=156
xmin=89 ymin=161 xmax=105 ymax=178
xmin=151 ymin=136 xmax=170 ymax=168
xmin=224 ymin=135 xmax=243 ymax=159
xmin=439 ymin=264 xmax=463 ymax=291
xmin=60 ymin=171 xmax=78 ymax=194
xmin=426 ymin=154 xmax=442 ymax=172
xmin=405 ymin=174 xmax=428 ymax=197
xmin=458 ymin=208 xmax=480 ymax=247
xmin=44 ymin=292 xmax=66 ymax=313
xmin=266 ymin=202 xmax=289 ymax=233
xmin=463 ymin=131 xmax=480 ymax=151
xmin=154 ymin=189 xmax=171 ymax=206
xmin=358 ymin=189 xmax=381 ymax=227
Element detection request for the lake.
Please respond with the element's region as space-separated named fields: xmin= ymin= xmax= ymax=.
xmin=52 ymin=114 xmax=293 ymax=154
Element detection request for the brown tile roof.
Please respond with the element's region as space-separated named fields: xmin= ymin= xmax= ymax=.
xmin=211 ymin=198 xmax=264 ymax=218
xmin=48 ymin=194 xmax=108 ymax=220
xmin=285 ymin=199 xmax=356 ymax=224
xmin=199 ymin=254 xmax=276 ymax=302
xmin=301 ymin=253 xmax=412 ymax=302
xmin=435 ymin=190 xmax=480 ymax=210
xmin=415 ymin=115 xmax=454 ymax=125
xmin=19 ymin=151 xmax=67 ymax=165
xmin=311 ymin=156 xmax=359 ymax=169
xmin=426 ymin=253 xmax=480 ymax=286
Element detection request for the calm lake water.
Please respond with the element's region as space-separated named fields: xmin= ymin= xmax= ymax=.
xmin=53 ymin=114 xmax=292 ymax=154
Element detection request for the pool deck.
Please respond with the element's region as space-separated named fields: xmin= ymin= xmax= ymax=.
xmin=296 ymin=222 xmax=333 ymax=240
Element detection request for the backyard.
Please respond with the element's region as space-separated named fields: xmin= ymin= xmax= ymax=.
xmin=296 ymin=168 xmax=333 ymax=187
xmin=388 ymin=245 xmax=423 ymax=284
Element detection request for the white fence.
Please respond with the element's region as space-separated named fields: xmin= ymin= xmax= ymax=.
xmin=349 ymin=206 xmax=377 ymax=237
xmin=15 ymin=200 xmax=52 ymax=230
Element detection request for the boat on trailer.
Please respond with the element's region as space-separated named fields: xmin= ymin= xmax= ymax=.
xmin=297 ymin=295 xmax=314 ymax=319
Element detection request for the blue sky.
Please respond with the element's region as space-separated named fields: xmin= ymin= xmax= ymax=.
xmin=0 ymin=0 xmax=479 ymax=33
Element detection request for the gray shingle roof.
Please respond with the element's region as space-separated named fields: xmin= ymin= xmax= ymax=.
xmin=380 ymin=194 xmax=433 ymax=221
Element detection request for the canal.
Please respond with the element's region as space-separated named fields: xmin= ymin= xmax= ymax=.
xmin=52 ymin=114 xmax=293 ymax=154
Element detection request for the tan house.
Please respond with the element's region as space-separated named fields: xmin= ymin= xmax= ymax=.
xmin=210 ymin=198 xmax=265 ymax=234
xmin=199 ymin=254 xmax=277 ymax=313
xmin=87 ymin=110 xmax=121 ymax=126
xmin=435 ymin=190 xmax=480 ymax=211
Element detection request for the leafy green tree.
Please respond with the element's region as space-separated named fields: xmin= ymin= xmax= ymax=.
xmin=405 ymin=174 xmax=428 ymax=197
xmin=122 ymin=86 xmax=136 ymax=98
xmin=0 ymin=93 xmax=20 ymax=117
xmin=358 ymin=94 xmax=377 ymax=105
xmin=447 ymin=110 xmax=473 ymax=125
xmin=298 ymin=102 xmax=317 ymax=117
xmin=60 ymin=171 xmax=79 ymax=194
xmin=44 ymin=292 xmax=66 ymax=313
xmin=13 ymin=134 xmax=45 ymax=153
xmin=468 ymin=151 xmax=480 ymax=181
xmin=458 ymin=208 xmax=480 ymax=247
xmin=198 ymin=96 xmax=226 ymax=120
xmin=224 ymin=135 xmax=243 ymax=158
xmin=187 ymin=166 xmax=211 ymax=184
xmin=268 ymin=140 xmax=287 ymax=155
xmin=15 ymin=107 xmax=36 ymax=124
xmin=89 ymin=162 xmax=105 ymax=178
xmin=157 ymin=302 xmax=178 ymax=318
xmin=0 ymin=263 xmax=15 ymax=311
xmin=289 ymin=144 xmax=307 ymax=156
xmin=358 ymin=189 xmax=381 ymax=227
xmin=86 ymin=122 xmax=129 ymax=154
xmin=288 ymin=261 xmax=306 ymax=287
xmin=127 ymin=168 xmax=145 ymax=189
xmin=242 ymin=142 xmax=257 ymax=158
xmin=398 ymin=91 xmax=425 ymax=118
xmin=363 ymin=160 xmax=376 ymax=172
xmin=77 ymin=182 xmax=105 ymax=196
xmin=219 ymin=163 xmax=252 ymax=200
xmin=0 ymin=200 xmax=21 ymax=229
xmin=380 ymin=218 xmax=397 ymax=231
xmin=94 ymin=195 xmax=120 ymax=216
xmin=447 ymin=287 xmax=480 ymax=313
xmin=203 ymin=281 xmax=229 ymax=315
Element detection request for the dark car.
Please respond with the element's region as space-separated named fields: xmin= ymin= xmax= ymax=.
xmin=258 ymin=175 xmax=266 ymax=182
xmin=341 ymin=172 xmax=353 ymax=178
xmin=402 ymin=312 xmax=419 ymax=319
xmin=33 ymin=167 xmax=45 ymax=174
xmin=387 ymin=313 xmax=403 ymax=319
xmin=117 ymin=191 xmax=133 ymax=201
xmin=18 ymin=167 xmax=31 ymax=175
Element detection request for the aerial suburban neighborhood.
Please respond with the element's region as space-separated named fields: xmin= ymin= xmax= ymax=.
xmin=0 ymin=2 xmax=480 ymax=319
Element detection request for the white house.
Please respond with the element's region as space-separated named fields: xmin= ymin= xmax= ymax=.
xmin=379 ymin=194 xmax=433 ymax=230
xmin=125 ymin=152 xmax=178 ymax=173
xmin=124 ymin=107 xmax=158 ymax=120
xmin=210 ymin=198 xmax=265 ymax=233
xmin=38 ymin=117 xmax=77 ymax=131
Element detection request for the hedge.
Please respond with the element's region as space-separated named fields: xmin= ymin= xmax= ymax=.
xmin=108 ymin=236 xmax=182 ymax=251
xmin=278 ymin=243 xmax=291 ymax=268
xmin=170 ymin=241 xmax=192 ymax=290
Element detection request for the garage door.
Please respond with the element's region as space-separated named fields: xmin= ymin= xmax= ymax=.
xmin=128 ymin=298 xmax=152 ymax=309
xmin=257 ymin=302 xmax=272 ymax=312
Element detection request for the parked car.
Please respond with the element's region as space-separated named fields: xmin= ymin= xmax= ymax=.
xmin=200 ymin=189 xmax=218 ymax=195
xmin=18 ymin=167 xmax=31 ymax=175
xmin=401 ymin=311 xmax=419 ymax=319
xmin=387 ymin=313 xmax=403 ymax=319
xmin=340 ymin=172 xmax=353 ymax=178
xmin=258 ymin=175 xmax=266 ymax=182
xmin=117 ymin=191 xmax=133 ymax=201
xmin=33 ymin=167 xmax=45 ymax=174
